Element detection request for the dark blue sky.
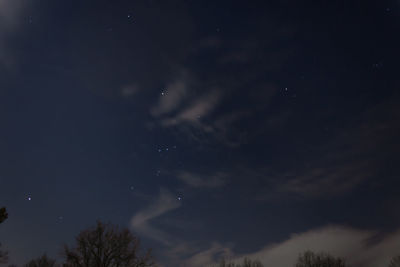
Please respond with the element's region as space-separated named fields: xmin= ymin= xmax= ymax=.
xmin=1 ymin=0 xmax=400 ymax=266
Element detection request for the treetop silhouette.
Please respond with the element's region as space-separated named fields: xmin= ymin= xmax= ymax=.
xmin=63 ymin=221 xmax=155 ymax=267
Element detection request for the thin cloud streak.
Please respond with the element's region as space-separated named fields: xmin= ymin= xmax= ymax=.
xmin=151 ymin=79 xmax=188 ymax=117
xmin=161 ymin=91 xmax=221 ymax=127
xmin=177 ymin=171 xmax=227 ymax=188
xmin=130 ymin=188 xmax=181 ymax=246
xmin=0 ymin=0 xmax=27 ymax=68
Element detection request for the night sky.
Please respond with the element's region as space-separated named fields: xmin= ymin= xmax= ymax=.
xmin=1 ymin=0 xmax=400 ymax=266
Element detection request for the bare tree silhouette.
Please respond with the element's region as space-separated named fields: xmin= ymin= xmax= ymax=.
xmin=63 ymin=221 xmax=154 ymax=267
xmin=0 ymin=208 xmax=7 ymax=224
xmin=214 ymin=257 xmax=263 ymax=267
xmin=0 ymin=207 xmax=9 ymax=264
xmin=24 ymin=254 xmax=56 ymax=267
xmin=296 ymin=251 xmax=346 ymax=267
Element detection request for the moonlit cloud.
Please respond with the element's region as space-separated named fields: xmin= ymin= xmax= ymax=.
xmin=0 ymin=0 xmax=24 ymax=29
xmin=185 ymin=226 xmax=400 ymax=267
xmin=236 ymin=226 xmax=400 ymax=267
xmin=177 ymin=171 xmax=227 ymax=188
xmin=0 ymin=0 xmax=27 ymax=68
xmin=130 ymin=189 xmax=181 ymax=246
xmin=276 ymin=161 xmax=371 ymax=197
xmin=183 ymin=242 xmax=233 ymax=267
xmin=161 ymin=91 xmax=221 ymax=127
xmin=120 ymin=84 xmax=140 ymax=97
xmin=151 ymin=78 xmax=188 ymax=116
xmin=150 ymin=75 xmax=229 ymax=143
xmin=257 ymin=99 xmax=400 ymax=199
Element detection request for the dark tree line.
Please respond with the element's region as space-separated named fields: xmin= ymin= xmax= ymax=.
xmin=214 ymin=257 xmax=264 ymax=267
xmin=0 ymin=208 xmax=7 ymax=224
xmin=216 ymin=251 xmax=400 ymax=267
xmin=0 ymin=207 xmax=9 ymax=264
xmin=1 ymin=207 xmax=154 ymax=267
xmin=295 ymin=251 xmax=345 ymax=267
xmin=2 ymin=206 xmax=400 ymax=267
xmin=24 ymin=254 xmax=56 ymax=267
xmin=214 ymin=252 xmax=345 ymax=267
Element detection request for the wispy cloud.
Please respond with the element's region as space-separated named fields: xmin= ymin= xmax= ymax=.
xmin=130 ymin=188 xmax=181 ymax=246
xmin=183 ymin=242 xmax=233 ymax=267
xmin=161 ymin=91 xmax=221 ymax=128
xmin=150 ymin=73 xmax=231 ymax=143
xmin=151 ymin=78 xmax=188 ymax=117
xmin=0 ymin=1 xmax=22 ymax=25
xmin=0 ymin=0 xmax=28 ymax=68
xmin=120 ymin=84 xmax=140 ymax=98
xmin=275 ymin=161 xmax=371 ymax=197
xmin=177 ymin=171 xmax=227 ymax=188
xmin=150 ymin=81 xmax=256 ymax=147
xmin=258 ymin=96 xmax=400 ymax=199
xmin=150 ymin=70 xmax=221 ymax=130
xmin=148 ymin=29 xmax=288 ymax=147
